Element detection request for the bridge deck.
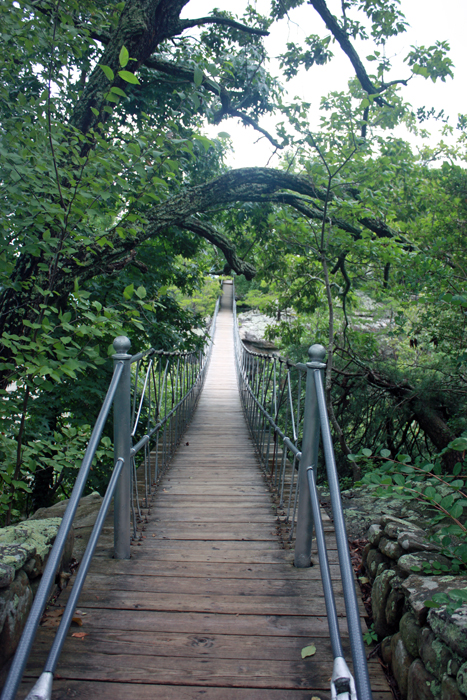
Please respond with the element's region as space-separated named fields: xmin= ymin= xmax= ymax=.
xmin=15 ymin=288 xmax=391 ymax=699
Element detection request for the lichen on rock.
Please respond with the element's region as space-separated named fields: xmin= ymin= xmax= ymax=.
xmin=0 ymin=518 xmax=63 ymax=580
xmin=429 ymin=606 xmax=467 ymax=660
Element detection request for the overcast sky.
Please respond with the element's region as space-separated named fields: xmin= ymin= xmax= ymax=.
xmin=181 ymin=0 xmax=467 ymax=168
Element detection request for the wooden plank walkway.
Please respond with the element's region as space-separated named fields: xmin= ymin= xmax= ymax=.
xmin=13 ymin=285 xmax=391 ymax=699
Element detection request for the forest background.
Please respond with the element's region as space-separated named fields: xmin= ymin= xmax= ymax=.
xmin=1 ymin=0 xmax=467 ymax=529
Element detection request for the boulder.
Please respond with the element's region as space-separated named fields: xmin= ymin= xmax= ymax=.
xmin=441 ymin=674 xmax=466 ymax=700
xmin=0 ymin=519 xmax=68 ymax=580
xmin=398 ymin=531 xmax=441 ymax=554
xmin=373 ymin=569 xmax=397 ymax=637
xmin=391 ymin=632 xmax=414 ymax=699
xmin=386 ymin=586 xmax=406 ymax=629
xmin=407 ymin=659 xmax=438 ymax=700
xmin=237 ymin=310 xmax=279 ymax=346
xmin=429 ymin=605 xmax=467 ymax=660
xmin=458 ymin=661 xmax=467 ymax=695
xmin=379 ymin=536 xmax=404 ymax=560
xmin=400 ymin=612 xmax=422 ymax=659
xmin=362 ymin=542 xmax=372 ymax=570
xmin=398 ymin=552 xmax=451 ymax=577
xmin=384 ymin=519 xmax=423 ymax=540
xmin=381 ymin=515 xmax=425 ymax=530
xmin=368 ymin=523 xmax=383 ymax=546
xmin=29 ymin=491 xmax=102 ymax=560
xmin=376 ymin=560 xmax=392 ymax=578
xmin=0 ymin=570 xmax=33 ymax=667
xmin=381 ymin=635 xmax=393 ymax=666
xmin=402 ymin=576 xmax=467 ymax=625
xmin=322 ymin=485 xmax=444 ymax=541
xmin=419 ymin=626 xmax=461 ymax=680
xmin=366 ymin=548 xmax=390 ymax=580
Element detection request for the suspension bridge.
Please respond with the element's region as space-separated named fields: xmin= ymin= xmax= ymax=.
xmin=2 ymin=282 xmax=391 ymax=700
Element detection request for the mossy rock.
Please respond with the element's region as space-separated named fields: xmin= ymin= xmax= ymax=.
xmin=419 ymin=627 xmax=462 ymax=681
xmin=0 ymin=519 xmax=63 ymax=580
xmin=429 ymin=606 xmax=467 ymax=660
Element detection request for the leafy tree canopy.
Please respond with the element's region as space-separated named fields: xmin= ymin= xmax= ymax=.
xmin=0 ymin=0 xmax=463 ymax=521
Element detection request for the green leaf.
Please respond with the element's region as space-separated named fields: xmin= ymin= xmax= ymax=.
xmin=380 ymin=449 xmax=391 ymax=458
xmin=135 ymin=285 xmax=147 ymax=299
xmin=194 ymin=65 xmax=203 ymax=87
xmin=91 ymin=107 xmax=99 ymax=117
xmin=119 ymin=45 xmax=129 ymax=68
xmin=118 ymin=70 xmax=140 ymax=85
xmin=412 ymin=64 xmax=429 ymax=78
xmin=362 ymin=448 xmax=372 ymax=457
xmin=111 ymin=86 xmax=127 ymax=97
xmin=123 ymin=283 xmax=134 ymax=299
xmin=301 ymin=644 xmax=316 ymax=659
xmin=99 ymin=64 xmax=114 ymax=81
xmin=449 ymin=437 xmax=467 ymax=452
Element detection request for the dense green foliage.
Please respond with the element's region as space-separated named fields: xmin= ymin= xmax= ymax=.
xmin=236 ymin=137 xmax=467 ymax=480
xmin=0 ymin=0 xmax=464 ymax=524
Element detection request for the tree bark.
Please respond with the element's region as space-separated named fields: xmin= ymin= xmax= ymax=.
xmin=365 ymin=368 xmax=462 ymax=472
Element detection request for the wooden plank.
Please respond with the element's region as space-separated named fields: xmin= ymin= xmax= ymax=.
xmin=15 ymin=680 xmax=396 ymax=700
xmin=83 ymin=559 xmax=342 ymax=581
xmin=134 ymin=540 xmax=338 ymax=552
xmin=26 ymin=628 xmax=362 ymax=662
xmin=39 ymin=609 xmax=354 ymax=637
xmin=61 ymin=589 xmax=345 ymax=615
xmin=22 ymin=648 xmax=389 ymax=690
xmin=63 ymin=572 xmax=354 ymax=600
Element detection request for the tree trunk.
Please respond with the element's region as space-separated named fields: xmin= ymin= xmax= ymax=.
xmin=365 ymin=368 xmax=462 ymax=472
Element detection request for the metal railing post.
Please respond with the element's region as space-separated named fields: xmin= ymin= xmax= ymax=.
xmin=294 ymin=344 xmax=326 ymax=568
xmin=314 ymin=368 xmax=373 ymax=700
xmin=113 ymin=336 xmax=132 ymax=559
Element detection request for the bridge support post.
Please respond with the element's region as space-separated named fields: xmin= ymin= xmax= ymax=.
xmin=294 ymin=344 xmax=326 ymax=568
xmin=113 ymin=336 xmax=132 ymax=559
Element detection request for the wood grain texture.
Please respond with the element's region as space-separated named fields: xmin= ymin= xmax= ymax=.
xmin=17 ymin=283 xmax=389 ymax=699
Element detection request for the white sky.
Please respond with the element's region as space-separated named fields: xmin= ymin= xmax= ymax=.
xmin=181 ymin=0 xmax=467 ymax=167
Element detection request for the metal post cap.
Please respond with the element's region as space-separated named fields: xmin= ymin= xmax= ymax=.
xmin=113 ymin=336 xmax=131 ymax=355
xmin=308 ymin=344 xmax=326 ymax=362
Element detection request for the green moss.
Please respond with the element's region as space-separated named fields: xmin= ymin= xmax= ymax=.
xmin=0 ymin=519 xmax=62 ymax=571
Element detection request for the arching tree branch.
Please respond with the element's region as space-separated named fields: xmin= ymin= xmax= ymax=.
xmin=181 ymin=219 xmax=256 ymax=279
xmin=176 ymin=16 xmax=269 ymax=37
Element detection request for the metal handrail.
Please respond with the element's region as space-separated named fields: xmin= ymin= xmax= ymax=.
xmin=233 ymin=294 xmax=307 ymax=539
xmin=2 ymin=295 xmax=220 ymax=700
xmin=124 ymin=297 xmax=220 ymax=540
xmin=232 ymin=281 xmax=372 ymax=700
xmin=1 ymin=363 xmax=124 ymax=700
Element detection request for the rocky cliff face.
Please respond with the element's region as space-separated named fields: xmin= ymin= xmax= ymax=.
xmin=237 ymin=310 xmax=279 ymax=352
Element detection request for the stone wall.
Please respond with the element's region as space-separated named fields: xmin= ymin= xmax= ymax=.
xmin=0 ymin=519 xmax=74 ymax=667
xmin=363 ymin=514 xmax=467 ymax=700
xmin=0 ymin=492 xmax=102 ymax=668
